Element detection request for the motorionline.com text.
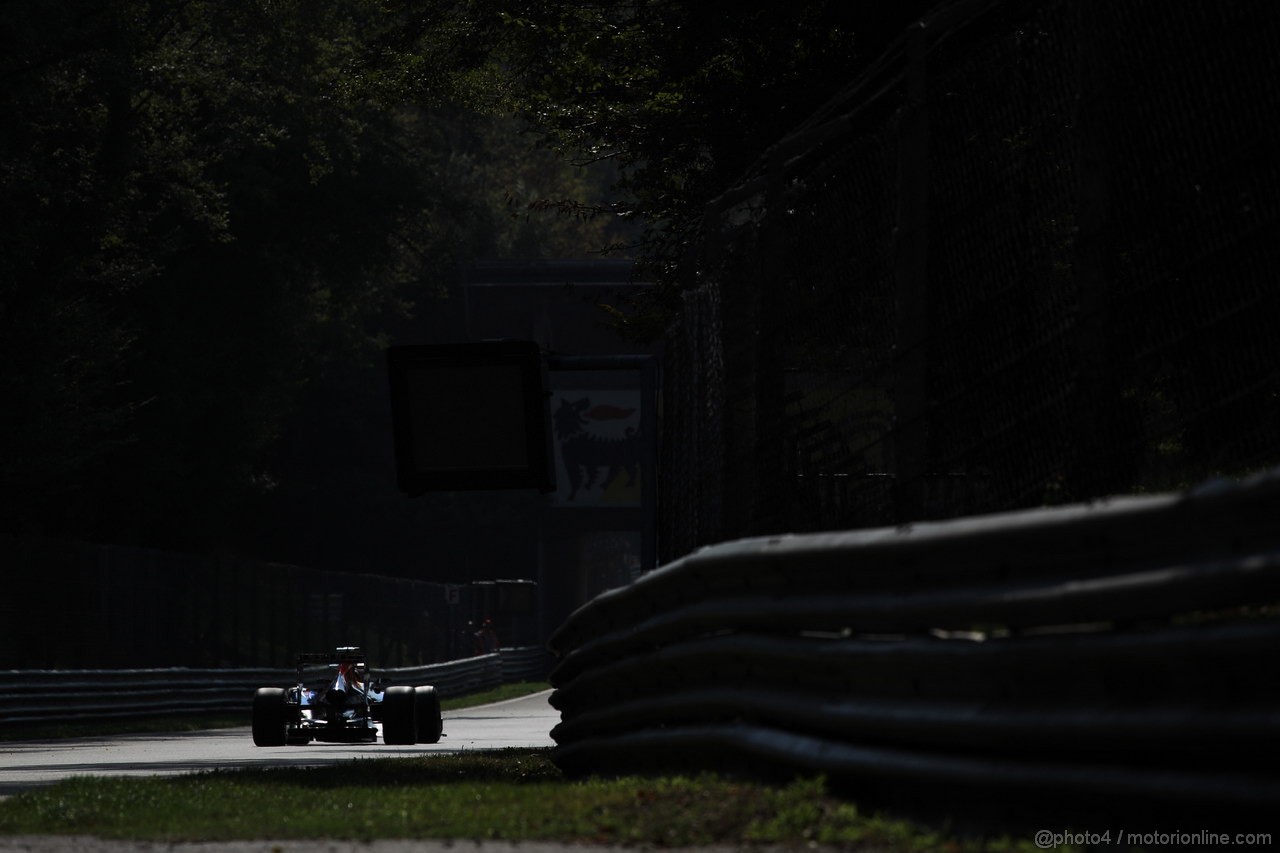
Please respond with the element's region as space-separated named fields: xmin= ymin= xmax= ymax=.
xmin=1035 ymin=829 xmax=1272 ymax=848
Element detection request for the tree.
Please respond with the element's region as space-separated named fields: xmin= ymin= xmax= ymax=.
xmin=0 ymin=1 xmax=449 ymax=545
xmin=469 ymin=0 xmax=933 ymax=334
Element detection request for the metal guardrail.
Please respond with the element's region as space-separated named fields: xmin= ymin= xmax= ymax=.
xmin=547 ymin=471 xmax=1280 ymax=829
xmin=494 ymin=645 xmax=556 ymax=684
xmin=0 ymin=646 xmax=551 ymax=727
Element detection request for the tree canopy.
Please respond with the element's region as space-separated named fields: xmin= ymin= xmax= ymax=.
xmin=478 ymin=0 xmax=931 ymax=326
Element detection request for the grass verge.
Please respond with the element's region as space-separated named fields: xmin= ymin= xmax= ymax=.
xmin=440 ymin=681 xmax=547 ymax=711
xmin=0 ymin=748 xmax=1050 ymax=851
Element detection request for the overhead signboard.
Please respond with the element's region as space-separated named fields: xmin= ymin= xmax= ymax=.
xmin=387 ymin=340 xmax=555 ymax=494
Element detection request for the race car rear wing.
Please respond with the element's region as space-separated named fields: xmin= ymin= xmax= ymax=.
xmin=295 ymin=647 xmax=366 ymax=675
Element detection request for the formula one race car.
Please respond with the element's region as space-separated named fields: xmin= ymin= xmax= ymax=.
xmin=251 ymin=646 xmax=443 ymax=746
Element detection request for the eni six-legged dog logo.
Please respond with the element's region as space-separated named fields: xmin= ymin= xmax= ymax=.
xmin=553 ymin=394 xmax=642 ymax=504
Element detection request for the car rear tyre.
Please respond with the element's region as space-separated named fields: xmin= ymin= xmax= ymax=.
xmin=252 ymin=687 xmax=287 ymax=747
xmin=414 ymin=685 xmax=443 ymax=744
xmin=382 ymin=685 xmax=417 ymax=745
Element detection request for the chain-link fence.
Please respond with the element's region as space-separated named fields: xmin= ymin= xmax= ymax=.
xmin=659 ymin=0 xmax=1280 ymax=561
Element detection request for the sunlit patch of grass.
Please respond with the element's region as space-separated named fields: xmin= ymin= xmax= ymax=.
xmin=440 ymin=681 xmax=547 ymax=711
xmin=0 ymin=750 xmax=1054 ymax=850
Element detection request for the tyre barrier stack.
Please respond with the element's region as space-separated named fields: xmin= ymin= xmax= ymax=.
xmin=547 ymin=471 xmax=1280 ymax=831
xmin=0 ymin=647 xmax=549 ymax=727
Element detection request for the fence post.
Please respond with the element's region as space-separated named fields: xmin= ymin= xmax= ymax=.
xmin=1069 ymin=0 xmax=1120 ymax=502
xmin=893 ymin=19 xmax=933 ymax=524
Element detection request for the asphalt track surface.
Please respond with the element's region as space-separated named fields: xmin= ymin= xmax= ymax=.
xmin=0 ymin=689 xmax=558 ymax=795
